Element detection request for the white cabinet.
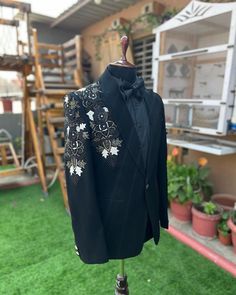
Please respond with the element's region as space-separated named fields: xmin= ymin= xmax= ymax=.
xmin=152 ymin=0 xmax=236 ymax=136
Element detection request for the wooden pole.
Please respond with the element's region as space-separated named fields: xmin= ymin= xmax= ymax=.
xmin=120 ymin=259 xmax=125 ymax=277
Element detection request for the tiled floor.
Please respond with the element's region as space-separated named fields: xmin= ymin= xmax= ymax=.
xmin=169 ymin=211 xmax=236 ymax=265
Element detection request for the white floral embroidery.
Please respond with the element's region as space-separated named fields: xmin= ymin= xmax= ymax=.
xmin=64 ymin=94 xmax=88 ymax=178
xmin=110 ymin=146 xmax=118 ymax=155
xmin=64 ymin=95 xmax=69 ymax=103
xmin=64 ymin=81 xmax=123 ymax=179
xmin=102 ymin=149 xmax=109 ymax=158
xmin=86 ymin=110 xmax=94 ymax=121
xmin=76 ymin=81 xmax=123 ymax=162
xmin=76 ymin=123 xmax=86 ymax=132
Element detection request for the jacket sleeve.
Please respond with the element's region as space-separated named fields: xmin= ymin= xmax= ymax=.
xmin=157 ymin=97 xmax=169 ymax=229
xmin=63 ymin=91 xmax=108 ymax=264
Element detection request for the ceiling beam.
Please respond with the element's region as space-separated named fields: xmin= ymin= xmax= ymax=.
xmin=51 ymin=0 xmax=91 ymax=28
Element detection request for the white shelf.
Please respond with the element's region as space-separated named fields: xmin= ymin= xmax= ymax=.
xmin=167 ymin=133 xmax=236 ymax=155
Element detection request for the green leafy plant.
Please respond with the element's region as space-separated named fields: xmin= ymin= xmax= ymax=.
xmin=203 ymin=201 xmax=218 ymax=215
xmin=217 ymin=212 xmax=231 ymax=236
xmin=187 ymin=164 xmax=213 ymax=200
xmin=167 ymin=161 xmax=202 ymax=205
xmin=167 ymin=152 xmax=213 ymax=205
xmin=168 ymin=148 xmax=213 ymax=204
xmin=159 ymin=7 xmax=179 ymax=24
xmin=93 ymin=8 xmax=179 ymax=61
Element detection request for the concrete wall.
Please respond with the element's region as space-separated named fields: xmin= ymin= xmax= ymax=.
xmin=183 ymin=149 xmax=236 ymax=196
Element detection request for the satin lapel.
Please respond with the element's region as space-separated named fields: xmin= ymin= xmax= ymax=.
xmin=98 ymin=69 xmax=145 ymax=177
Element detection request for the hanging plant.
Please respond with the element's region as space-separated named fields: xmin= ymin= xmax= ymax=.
xmin=160 ymin=7 xmax=179 ymax=24
xmin=92 ymin=8 xmax=179 ymax=61
xmin=116 ymin=23 xmax=132 ymax=36
xmin=93 ymin=34 xmax=105 ymax=61
xmin=130 ymin=13 xmax=160 ymax=33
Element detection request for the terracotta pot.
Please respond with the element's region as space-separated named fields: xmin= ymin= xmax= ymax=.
xmin=170 ymin=199 xmax=192 ymax=222
xmin=2 ymin=100 xmax=12 ymax=112
xmin=212 ymin=194 xmax=236 ymax=212
xmin=227 ymin=218 xmax=236 ymax=253
xmin=217 ymin=229 xmax=232 ymax=246
xmin=192 ymin=206 xmax=221 ymax=238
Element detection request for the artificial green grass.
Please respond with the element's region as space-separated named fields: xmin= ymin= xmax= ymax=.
xmin=0 ymin=164 xmax=16 ymax=171
xmin=0 ymin=183 xmax=235 ymax=295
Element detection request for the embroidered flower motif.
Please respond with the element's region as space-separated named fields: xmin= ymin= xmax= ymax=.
xmin=75 ymin=81 xmax=123 ymax=162
xmin=64 ymin=81 xmax=123 ymax=179
xmin=77 ymin=81 xmax=122 ymax=163
xmin=64 ymin=94 xmax=89 ymax=178
xmin=64 ymin=94 xmax=69 ymax=103
xmin=86 ymin=110 xmax=94 ymax=121
xmin=76 ymin=123 xmax=86 ymax=132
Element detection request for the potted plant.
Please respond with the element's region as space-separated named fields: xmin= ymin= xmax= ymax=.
xmin=167 ymin=151 xmax=192 ymax=222
xmin=212 ymin=193 xmax=236 ymax=212
xmin=167 ymin=151 xmax=211 ymax=222
xmin=191 ymin=157 xmax=213 ymax=201
xmin=2 ymin=99 xmax=12 ymax=112
xmin=192 ymin=201 xmax=221 ymax=238
xmin=227 ymin=206 xmax=236 ymax=253
xmin=168 ymin=172 xmax=201 ymax=222
xmin=217 ymin=212 xmax=232 ymax=246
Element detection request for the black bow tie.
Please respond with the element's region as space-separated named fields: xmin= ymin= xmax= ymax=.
xmin=119 ymin=77 xmax=145 ymax=100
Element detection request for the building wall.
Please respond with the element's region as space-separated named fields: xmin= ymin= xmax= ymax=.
xmin=81 ymin=0 xmax=190 ymax=79
xmin=184 ymin=149 xmax=236 ymax=196
xmin=81 ymin=0 xmax=236 ymax=197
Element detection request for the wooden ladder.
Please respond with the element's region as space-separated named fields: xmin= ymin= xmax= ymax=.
xmin=42 ymin=94 xmax=68 ymax=210
xmin=30 ymin=28 xmax=84 ymax=210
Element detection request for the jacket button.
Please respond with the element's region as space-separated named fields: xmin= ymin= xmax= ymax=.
xmin=146 ymin=183 xmax=149 ymax=190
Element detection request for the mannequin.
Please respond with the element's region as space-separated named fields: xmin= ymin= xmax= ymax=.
xmin=63 ymin=34 xmax=169 ymax=294
xmin=109 ymin=35 xmax=148 ymax=295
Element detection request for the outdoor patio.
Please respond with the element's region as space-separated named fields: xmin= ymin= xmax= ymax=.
xmin=0 ymin=183 xmax=236 ymax=295
xmin=1 ymin=0 xmax=236 ymax=294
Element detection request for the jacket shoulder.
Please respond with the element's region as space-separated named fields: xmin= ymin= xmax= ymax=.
xmin=151 ymin=91 xmax=163 ymax=105
xmin=146 ymin=90 xmax=167 ymax=133
xmin=64 ymin=81 xmax=100 ymax=102
xmin=63 ymin=89 xmax=82 ymax=109
xmin=144 ymin=88 xmax=163 ymax=103
xmin=144 ymin=90 xmax=164 ymax=116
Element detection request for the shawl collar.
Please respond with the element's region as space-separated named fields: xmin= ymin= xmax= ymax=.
xmin=98 ymin=65 xmax=159 ymax=181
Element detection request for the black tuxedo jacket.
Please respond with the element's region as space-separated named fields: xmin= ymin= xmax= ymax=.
xmin=63 ymin=66 xmax=169 ymax=264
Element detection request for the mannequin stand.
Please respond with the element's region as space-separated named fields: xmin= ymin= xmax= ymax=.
xmin=115 ymin=259 xmax=129 ymax=295
xmin=112 ymin=35 xmax=132 ymax=295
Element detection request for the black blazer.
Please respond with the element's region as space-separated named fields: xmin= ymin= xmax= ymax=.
xmin=63 ymin=66 xmax=169 ymax=264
